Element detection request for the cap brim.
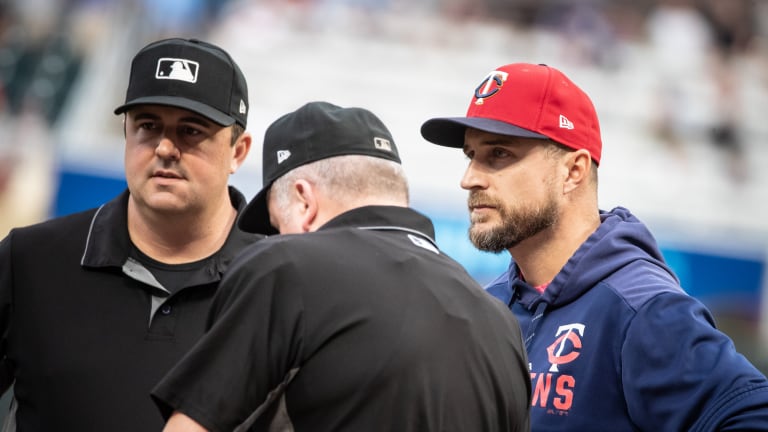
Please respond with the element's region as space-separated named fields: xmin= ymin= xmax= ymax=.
xmin=237 ymin=187 xmax=278 ymax=235
xmin=114 ymin=96 xmax=235 ymax=126
xmin=420 ymin=117 xmax=548 ymax=148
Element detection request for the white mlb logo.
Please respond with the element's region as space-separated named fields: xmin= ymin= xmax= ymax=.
xmin=155 ymin=58 xmax=199 ymax=83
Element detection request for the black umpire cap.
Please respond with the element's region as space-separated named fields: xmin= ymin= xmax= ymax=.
xmin=238 ymin=101 xmax=401 ymax=235
xmin=114 ymin=38 xmax=249 ymax=128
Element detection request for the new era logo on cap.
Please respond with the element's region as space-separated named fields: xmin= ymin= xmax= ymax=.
xmin=277 ymin=150 xmax=291 ymax=164
xmin=155 ymin=58 xmax=199 ymax=83
xmin=559 ymin=115 xmax=574 ymax=130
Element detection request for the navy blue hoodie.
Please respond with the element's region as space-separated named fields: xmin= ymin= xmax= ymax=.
xmin=486 ymin=207 xmax=768 ymax=431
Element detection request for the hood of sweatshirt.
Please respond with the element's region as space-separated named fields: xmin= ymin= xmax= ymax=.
xmin=486 ymin=206 xmax=678 ymax=312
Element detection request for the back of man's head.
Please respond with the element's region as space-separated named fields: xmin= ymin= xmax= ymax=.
xmin=269 ymin=154 xmax=408 ymax=229
xmin=238 ymin=101 xmax=405 ymax=235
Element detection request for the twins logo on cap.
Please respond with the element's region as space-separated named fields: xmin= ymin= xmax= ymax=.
xmin=474 ymin=70 xmax=508 ymax=105
xmin=420 ymin=63 xmax=603 ymax=165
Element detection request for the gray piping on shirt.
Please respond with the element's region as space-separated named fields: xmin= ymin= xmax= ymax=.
xmin=80 ymin=204 xmax=105 ymax=266
xmin=356 ymin=225 xmax=438 ymax=249
xmin=235 ymin=367 xmax=299 ymax=432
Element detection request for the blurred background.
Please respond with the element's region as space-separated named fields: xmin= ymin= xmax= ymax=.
xmin=0 ymin=0 xmax=766 ymax=384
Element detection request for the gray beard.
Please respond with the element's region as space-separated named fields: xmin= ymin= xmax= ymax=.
xmin=468 ymin=196 xmax=558 ymax=253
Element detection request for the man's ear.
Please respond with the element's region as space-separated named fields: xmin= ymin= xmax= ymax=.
xmin=230 ymin=132 xmax=252 ymax=174
xmin=563 ymin=149 xmax=592 ymax=194
xmin=293 ymin=179 xmax=319 ymax=233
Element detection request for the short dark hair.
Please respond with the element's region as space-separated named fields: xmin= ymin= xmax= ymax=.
xmin=230 ymin=123 xmax=244 ymax=146
xmin=546 ymin=139 xmax=598 ymax=185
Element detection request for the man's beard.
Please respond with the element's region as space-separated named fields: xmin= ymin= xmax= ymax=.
xmin=468 ymin=191 xmax=559 ymax=253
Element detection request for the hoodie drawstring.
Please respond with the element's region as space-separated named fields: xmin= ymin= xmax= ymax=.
xmin=524 ymin=302 xmax=547 ymax=352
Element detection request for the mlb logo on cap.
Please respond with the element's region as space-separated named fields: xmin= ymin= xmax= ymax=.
xmin=374 ymin=137 xmax=393 ymax=151
xmin=155 ymin=58 xmax=199 ymax=83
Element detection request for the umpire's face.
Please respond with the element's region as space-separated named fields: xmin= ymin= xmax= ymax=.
xmin=123 ymin=104 xmax=251 ymax=217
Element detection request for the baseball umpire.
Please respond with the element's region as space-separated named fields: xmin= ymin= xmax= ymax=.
xmin=152 ymin=101 xmax=532 ymax=432
xmin=0 ymin=38 xmax=260 ymax=431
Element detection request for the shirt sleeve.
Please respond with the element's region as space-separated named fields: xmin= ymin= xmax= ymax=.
xmin=622 ymin=291 xmax=768 ymax=431
xmin=151 ymin=242 xmax=305 ymax=432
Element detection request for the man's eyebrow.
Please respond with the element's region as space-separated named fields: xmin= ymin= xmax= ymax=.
xmin=130 ymin=112 xmax=213 ymax=128
xmin=481 ymin=138 xmax=517 ymax=146
xmin=178 ymin=116 xmax=213 ymax=128
xmin=464 ymin=138 xmax=517 ymax=151
xmin=132 ymin=112 xmax=160 ymax=121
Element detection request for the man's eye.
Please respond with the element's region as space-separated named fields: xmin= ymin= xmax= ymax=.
xmin=492 ymin=148 xmax=509 ymax=158
xmin=183 ymin=126 xmax=202 ymax=136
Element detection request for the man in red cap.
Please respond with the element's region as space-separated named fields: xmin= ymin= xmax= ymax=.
xmin=421 ymin=63 xmax=768 ymax=431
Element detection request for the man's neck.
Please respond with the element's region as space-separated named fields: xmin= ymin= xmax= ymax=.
xmin=127 ymin=197 xmax=237 ymax=264
xmin=510 ymin=211 xmax=600 ymax=288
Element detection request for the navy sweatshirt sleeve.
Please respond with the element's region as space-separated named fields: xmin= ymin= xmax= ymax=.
xmin=623 ymin=291 xmax=768 ymax=431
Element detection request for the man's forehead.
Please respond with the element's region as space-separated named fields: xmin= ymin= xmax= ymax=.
xmin=127 ymin=105 xmax=212 ymax=124
xmin=463 ymin=128 xmax=537 ymax=149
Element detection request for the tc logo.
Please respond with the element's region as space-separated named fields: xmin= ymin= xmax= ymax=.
xmin=546 ymin=323 xmax=585 ymax=372
xmin=155 ymin=58 xmax=199 ymax=83
xmin=474 ymin=70 xmax=508 ymax=105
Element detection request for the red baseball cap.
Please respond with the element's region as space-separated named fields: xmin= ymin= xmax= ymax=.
xmin=420 ymin=63 xmax=602 ymax=164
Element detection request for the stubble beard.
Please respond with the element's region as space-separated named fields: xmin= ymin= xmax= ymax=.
xmin=468 ymin=191 xmax=559 ymax=253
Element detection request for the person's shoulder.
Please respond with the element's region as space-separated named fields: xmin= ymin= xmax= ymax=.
xmin=230 ymin=232 xmax=322 ymax=265
xmin=267 ymin=231 xmax=342 ymax=257
xmin=8 ymin=207 xmax=101 ymax=239
xmin=234 ymin=230 xmax=362 ymax=275
xmin=220 ymin=234 xmax=334 ymax=297
xmin=1 ymin=207 xmax=102 ymax=259
xmin=601 ymin=258 xmax=684 ymax=311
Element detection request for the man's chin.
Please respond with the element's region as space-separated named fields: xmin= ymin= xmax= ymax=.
xmin=144 ymin=194 xmax=189 ymax=214
xmin=469 ymin=219 xmax=496 ymax=233
xmin=468 ymin=226 xmax=505 ymax=254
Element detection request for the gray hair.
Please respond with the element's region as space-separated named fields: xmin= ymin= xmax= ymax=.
xmin=270 ymin=154 xmax=409 ymax=216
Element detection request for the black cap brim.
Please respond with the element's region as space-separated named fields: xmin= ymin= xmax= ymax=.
xmin=420 ymin=117 xmax=547 ymax=148
xmin=237 ymin=186 xmax=278 ymax=235
xmin=114 ymin=96 xmax=236 ymax=127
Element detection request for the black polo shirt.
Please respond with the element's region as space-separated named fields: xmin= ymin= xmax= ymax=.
xmin=0 ymin=187 xmax=263 ymax=431
xmin=152 ymin=205 xmax=531 ymax=432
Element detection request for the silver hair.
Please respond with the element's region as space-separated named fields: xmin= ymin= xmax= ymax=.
xmin=270 ymin=154 xmax=409 ymax=218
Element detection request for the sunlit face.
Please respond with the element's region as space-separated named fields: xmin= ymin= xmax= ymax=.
xmin=461 ymin=129 xmax=561 ymax=252
xmin=124 ymin=105 xmax=237 ymax=215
